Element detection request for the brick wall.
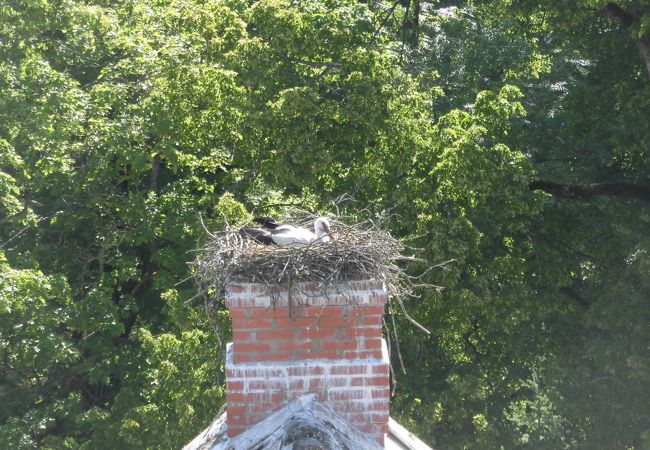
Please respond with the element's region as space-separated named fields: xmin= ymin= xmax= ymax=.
xmin=225 ymin=280 xmax=390 ymax=444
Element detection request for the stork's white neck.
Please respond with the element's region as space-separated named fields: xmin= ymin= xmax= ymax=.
xmin=313 ymin=217 xmax=332 ymax=241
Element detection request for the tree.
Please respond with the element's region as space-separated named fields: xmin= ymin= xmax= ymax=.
xmin=0 ymin=0 xmax=439 ymax=447
xmin=373 ymin=1 xmax=650 ymax=448
xmin=2 ymin=0 xmax=649 ymax=448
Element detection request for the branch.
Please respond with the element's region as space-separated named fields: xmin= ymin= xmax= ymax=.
xmin=0 ymin=214 xmax=54 ymax=249
xmin=602 ymin=2 xmax=635 ymax=30
xmin=529 ymin=180 xmax=650 ymax=202
xmin=372 ymin=0 xmax=402 ymax=40
xmin=149 ymin=153 xmax=161 ymax=194
xmin=559 ymin=286 xmax=591 ymax=310
xmin=602 ymin=2 xmax=650 ymax=77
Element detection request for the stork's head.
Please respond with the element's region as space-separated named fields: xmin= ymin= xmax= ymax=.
xmin=314 ymin=217 xmax=335 ymax=242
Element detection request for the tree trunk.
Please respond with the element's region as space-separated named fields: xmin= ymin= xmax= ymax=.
xmin=530 ymin=180 xmax=650 ymax=202
xmin=602 ymin=2 xmax=650 ymax=79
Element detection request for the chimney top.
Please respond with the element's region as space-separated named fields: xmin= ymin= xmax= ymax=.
xmin=224 ymin=280 xmax=390 ymax=445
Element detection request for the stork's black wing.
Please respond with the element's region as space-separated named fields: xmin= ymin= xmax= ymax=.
xmin=252 ymin=216 xmax=283 ymax=229
xmin=239 ymin=227 xmax=277 ymax=245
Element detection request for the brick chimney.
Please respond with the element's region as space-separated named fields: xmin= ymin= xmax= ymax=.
xmin=224 ymin=280 xmax=390 ymax=445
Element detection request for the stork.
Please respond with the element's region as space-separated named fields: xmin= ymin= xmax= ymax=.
xmin=240 ymin=217 xmax=335 ymax=248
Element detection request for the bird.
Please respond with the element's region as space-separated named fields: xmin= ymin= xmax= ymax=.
xmin=239 ymin=216 xmax=335 ymax=248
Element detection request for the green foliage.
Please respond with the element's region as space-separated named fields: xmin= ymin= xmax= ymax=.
xmin=1 ymin=0 xmax=648 ymax=448
xmin=0 ymin=255 xmax=78 ymax=450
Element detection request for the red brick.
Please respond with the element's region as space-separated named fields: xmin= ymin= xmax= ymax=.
xmin=368 ymin=376 xmax=388 ymax=387
xmin=327 ymin=377 xmax=348 ymax=387
xmin=359 ymin=305 xmax=385 ymax=315
xmin=332 ymin=401 xmax=368 ymax=413
xmin=298 ymin=350 xmax=338 ymax=360
xmin=368 ymin=400 xmax=389 ymax=411
xmin=363 ymin=339 xmax=383 ymax=350
xmin=286 ymin=305 xmax=311 ymax=317
xmin=286 ymin=366 xmax=306 ymax=376
xmin=228 ymin=392 xmax=267 ymax=403
xmin=234 ymin=342 xmax=272 ymax=353
xmin=226 ymin=405 xmax=245 ymax=415
xmin=291 ymin=389 xmax=314 ymax=401
xmin=363 ymin=314 xmax=383 ymax=326
xmin=372 ymin=413 xmax=389 ymax=423
xmin=227 ymin=413 xmax=245 ymax=426
xmin=232 ymin=318 xmax=273 ymax=329
xmin=344 ymin=350 xmax=382 ymax=359
xmin=233 ymin=353 xmax=254 ymax=363
xmin=320 ymin=339 xmax=358 ymax=351
xmin=287 ymin=366 xmax=324 ymax=376
xmin=280 ymin=341 xmax=313 ymax=352
xmin=249 ymin=308 xmax=270 ymax=319
xmin=275 ymin=316 xmax=318 ymax=327
xmin=289 ymin=379 xmax=304 ymax=389
xmin=372 ymin=389 xmax=390 ymax=399
xmin=343 ymin=327 xmax=381 ymax=338
xmin=329 ymin=389 xmax=366 ymax=400
xmin=303 ymin=306 xmax=344 ymax=317
xmin=360 ymin=423 xmax=381 ymax=434
xmin=250 ymin=307 xmax=292 ymax=319
xmin=226 ymin=380 xmax=244 ymax=390
xmin=249 ymin=403 xmax=277 ymax=414
xmin=262 ymin=351 xmax=294 ymax=361
xmin=244 ymin=367 xmax=286 ymax=377
xmin=225 ymin=283 xmax=388 ymax=446
xmin=232 ymin=330 xmax=253 ymax=341
xmin=329 ymin=366 xmax=349 ymax=375
xmin=248 ymin=380 xmax=286 ymax=390
xmin=372 ymin=364 xmax=389 ymax=375
xmin=302 ymin=328 xmax=338 ymax=339
xmin=348 ymin=365 xmax=368 ymax=374
xmin=256 ymin=329 xmax=295 ymax=341
xmin=320 ymin=315 xmax=360 ymax=328
xmin=243 ymin=414 xmax=262 ymax=425
xmin=343 ymin=351 xmax=360 ymax=359
xmin=348 ymin=414 xmax=369 ymax=425
xmin=229 ymin=308 xmax=250 ymax=319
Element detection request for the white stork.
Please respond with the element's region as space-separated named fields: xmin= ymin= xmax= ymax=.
xmin=240 ymin=217 xmax=335 ymax=248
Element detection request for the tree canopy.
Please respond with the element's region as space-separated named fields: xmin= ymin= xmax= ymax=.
xmin=1 ymin=0 xmax=648 ymax=449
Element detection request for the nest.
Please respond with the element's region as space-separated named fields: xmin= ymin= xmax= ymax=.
xmin=194 ymin=212 xmax=446 ymax=335
xmin=193 ymin=210 xmax=454 ymax=385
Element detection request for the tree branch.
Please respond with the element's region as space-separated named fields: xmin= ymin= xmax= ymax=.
xmin=602 ymin=2 xmax=650 ymax=77
xmin=559 ymin=286 xmax=591 ymax=310
xmin=149 ymin=153 xmax=161 ymax=194
xmin=602 ymin=2 xmax=635 ymax=29
xmin=529 ymin=180 xmax=650 ymax=202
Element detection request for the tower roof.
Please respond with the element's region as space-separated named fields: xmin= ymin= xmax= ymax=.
xmin=183 ymin=394 xmax=434 ymax=450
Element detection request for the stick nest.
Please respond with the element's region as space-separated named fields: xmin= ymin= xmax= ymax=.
xmin=194 ymin=213 xmax=435 ymax=305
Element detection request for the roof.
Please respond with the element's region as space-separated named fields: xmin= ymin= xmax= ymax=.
xmin=183 ymin=395 xmax=434 ymax=450
xmin=386 ymin=418 xmax=434 ymax=450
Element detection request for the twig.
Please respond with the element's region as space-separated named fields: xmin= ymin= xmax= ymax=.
xmin=192 ymin=209 xmax=453 ymax=387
